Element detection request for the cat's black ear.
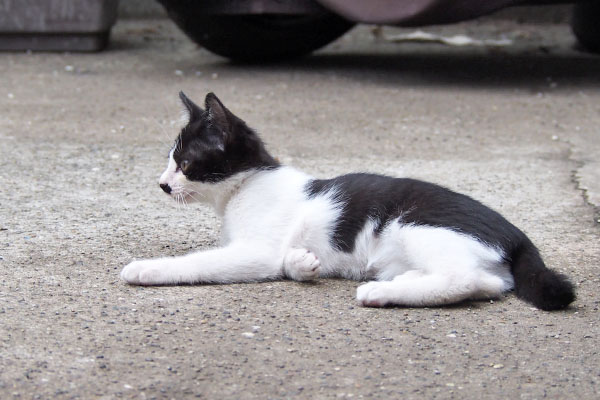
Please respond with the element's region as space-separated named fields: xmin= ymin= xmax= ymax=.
xmin=179 ymin=91 xmax=204 ymax=123
xmin=205 ymin=93 xmax=232 ymax=134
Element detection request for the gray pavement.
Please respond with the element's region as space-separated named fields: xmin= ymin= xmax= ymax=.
xmin=1 ymin=16 xmax=599 ymax=400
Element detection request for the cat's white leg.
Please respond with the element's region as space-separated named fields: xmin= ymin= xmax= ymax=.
xmin=357 ymin=223 xmax=511 ymax=307
xmin=121 ymin=242 xmax=282 ymax=285
xmin=283 ymin=248 xmax=321 ymax=281
xmin=356 ymin=270 xmax=506 ymax=307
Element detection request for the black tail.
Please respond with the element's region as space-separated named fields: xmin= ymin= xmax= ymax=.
xmin=510 ymin=240 xmax=575 ymax=310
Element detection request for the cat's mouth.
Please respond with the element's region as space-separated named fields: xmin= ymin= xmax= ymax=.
xmin=159 ymin=183 xmax=201 ymax=203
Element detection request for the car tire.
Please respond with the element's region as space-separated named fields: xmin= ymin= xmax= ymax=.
xmin=572 ymin=2 xmax=600 ymax=53
xmin=160 ymin=6 xmax=354 ymax=62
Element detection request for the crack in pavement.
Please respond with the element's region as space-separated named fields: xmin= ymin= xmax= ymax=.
xmin=562 ymin=139 xmax=600 ymax=224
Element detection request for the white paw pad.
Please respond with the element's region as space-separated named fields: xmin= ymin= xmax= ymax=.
xmin=283 ymin=248 xmax=321 ymax=281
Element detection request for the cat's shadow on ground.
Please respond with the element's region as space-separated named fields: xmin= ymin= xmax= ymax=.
xmin=225 ymin=50 xmax=600 ymax=90
xmin=284 ymin=279 xmax=520 ymax=311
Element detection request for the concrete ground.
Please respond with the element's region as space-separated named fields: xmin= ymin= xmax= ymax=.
xmin=1 ymin=13 xmax=599 ymax=400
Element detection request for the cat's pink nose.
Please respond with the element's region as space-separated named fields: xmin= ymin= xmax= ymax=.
xmin=159 ymin=183 xmax=172 ymax=194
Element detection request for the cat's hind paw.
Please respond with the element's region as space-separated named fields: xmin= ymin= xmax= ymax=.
xmin=283 ymin=248 xmax=321 ymax=281
xmin=356 ymin=281 xmax=393 ymax=307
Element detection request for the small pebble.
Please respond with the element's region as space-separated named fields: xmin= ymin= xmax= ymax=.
xmin=65 ymin=65 xmax=74 ymax=72
xmin=241 ymin=332 xmax=254 ymax=338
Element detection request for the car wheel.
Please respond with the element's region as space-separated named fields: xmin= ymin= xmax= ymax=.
xmin=572 ymin=2 xmax=600 ymax=53
xmin=162 ymin=10 xmax=354 ymax=62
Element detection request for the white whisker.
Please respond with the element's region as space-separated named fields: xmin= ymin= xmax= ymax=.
xmin=183 ymin=190 xmax=205 ymax=203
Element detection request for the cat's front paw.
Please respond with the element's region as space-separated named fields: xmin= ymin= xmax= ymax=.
xmin=283 ymin=248 xmax=321 ymax=281
xmin=121 ymin=259 xmax=170 ymax=285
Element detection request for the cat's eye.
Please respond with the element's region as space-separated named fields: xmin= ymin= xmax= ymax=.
xmin=180 ymin=159 xmax=190 ymax=173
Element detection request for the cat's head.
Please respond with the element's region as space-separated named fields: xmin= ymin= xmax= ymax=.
xmin=158 ymin=92 xmax=278 ymax=203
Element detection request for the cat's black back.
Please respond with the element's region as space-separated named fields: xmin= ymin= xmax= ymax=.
xmin=306 ymin=173 xmax=525 ymax=255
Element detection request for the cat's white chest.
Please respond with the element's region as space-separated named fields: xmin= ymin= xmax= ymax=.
xmin=221 ymin=168 xmax=313 ymax=246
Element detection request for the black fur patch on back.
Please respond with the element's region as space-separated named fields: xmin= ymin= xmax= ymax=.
xmin=305 ymin=173 xmax=526 ymax=254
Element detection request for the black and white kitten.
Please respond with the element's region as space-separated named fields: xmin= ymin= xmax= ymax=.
xmin=121 ymin=92 xmax=575 ymax=311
